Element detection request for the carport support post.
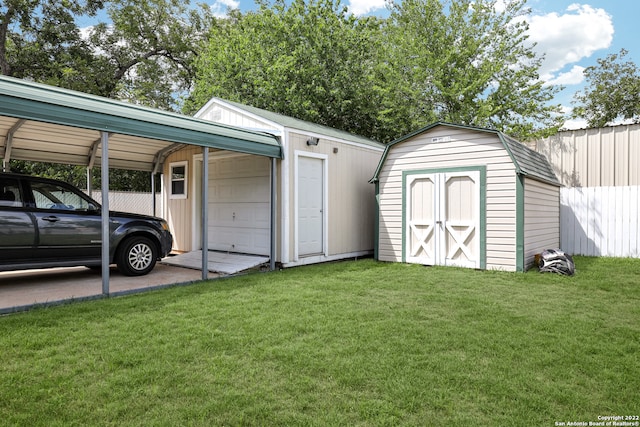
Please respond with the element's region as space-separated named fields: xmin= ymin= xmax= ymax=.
xmin=86 ymin=168 xmax=92 ymax=197
xmin=151 ymin=174 xmax=156 ymax=217
xmin=101 ymin=131 xmax=110 ymax=295
xmin=201 ymin=147 xmax=209 ymax=281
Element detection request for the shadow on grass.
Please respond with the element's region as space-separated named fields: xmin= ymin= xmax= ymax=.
xmin=572 ymin=255 xmax=606 ymax=272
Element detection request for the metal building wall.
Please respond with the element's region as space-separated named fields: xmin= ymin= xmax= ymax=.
xmin=532 ymin=124 xmax=640 ymax=187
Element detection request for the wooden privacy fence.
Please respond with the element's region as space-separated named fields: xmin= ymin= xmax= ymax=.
xmin=560 ymin=186 xmax=640 ymax=257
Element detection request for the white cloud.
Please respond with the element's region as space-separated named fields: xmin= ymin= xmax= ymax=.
xmin=557 ymin=105 xmax=636 ymax=130
xmin=348 ymin=0 xmax=387 ymax=16
xmin=557 ymin=105 xmax=586 ymax=129
xmin=543 ymin=65 xmax=585 ymax=86
xmin=562 ymin=117 xmax=588 ymax=130
xmin=493 ymin=0 xmax=507 ymax=13
xmin=210 ymin=0 xmax=240 ymax=18
xmin=526 ymin=4 xmax=613 ymax=76
xmin=79 ymin=26 xmax=93 ymax=40
xmin=217 ymin=0 xmax=239 ymax=7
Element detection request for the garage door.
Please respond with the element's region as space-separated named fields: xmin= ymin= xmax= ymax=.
xmin=208 ymin=155 xmax=270 ymax=255
xmin=405 ymin=170 xmax=480 ymax=268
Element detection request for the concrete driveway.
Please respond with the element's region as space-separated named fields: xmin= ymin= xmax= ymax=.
xmin=0 ymin=263 xmax=207 ymax=314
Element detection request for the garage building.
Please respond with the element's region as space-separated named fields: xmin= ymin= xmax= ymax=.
xmin=163 ymin=98 xmax=385 ymax=268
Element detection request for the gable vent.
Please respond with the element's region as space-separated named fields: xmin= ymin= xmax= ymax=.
xmin=209 ymin=107 xmax=222 ymax=122
xmin=431 ymin=136 xmax=450 ymax=143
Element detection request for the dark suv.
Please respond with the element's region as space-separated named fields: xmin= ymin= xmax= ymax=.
xmin=0 ymin=172 xmax=173 ymax=276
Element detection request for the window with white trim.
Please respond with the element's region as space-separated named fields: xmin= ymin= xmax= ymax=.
xmin=170 ymin=161 xmax=188 ymax=199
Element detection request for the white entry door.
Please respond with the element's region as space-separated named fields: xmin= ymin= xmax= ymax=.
xmin=298 ymin=156 xmax=324 ymax=256
xmin=405 ymin=170 xmax=480 ymax=268
xmin=207 ymin=155 xmax=270 ymax=255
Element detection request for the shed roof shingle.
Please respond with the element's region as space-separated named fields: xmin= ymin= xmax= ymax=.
xmin=499 ymin=133 xmax=560 ymax=185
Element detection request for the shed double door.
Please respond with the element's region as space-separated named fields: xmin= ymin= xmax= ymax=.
xmin=405 ymin=171 xmax=480 ymax=268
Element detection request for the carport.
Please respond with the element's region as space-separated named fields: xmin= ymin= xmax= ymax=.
xmin=0 ymin=76 xmax=283 ymax=300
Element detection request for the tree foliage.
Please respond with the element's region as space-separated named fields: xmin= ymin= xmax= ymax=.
xmin=385 ymin=0 xmax=564 ymax=140
xmin=572 ymin=49 xmax=640 ymax=128
xmin=87 ymin=0 xmax=209 ymax=108
xmin=0 ymin=0 xmax=103 ymax=86
xmin=188 ymin=0 xmax=565 ymax=142
xmin=1 ymin=0 xmax=205 ymax=109
xmin=186 ymin=0 xmax=389 ymax=140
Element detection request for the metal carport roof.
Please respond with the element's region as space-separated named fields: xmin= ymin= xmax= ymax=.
xmin=0 ymin=75 xmax=282 ymax=304
xmin=0 ymin=75 xmax=282 ymax=172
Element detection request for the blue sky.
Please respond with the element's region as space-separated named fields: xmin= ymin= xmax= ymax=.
xmin=206 ymin=0 xmax=638 ymax=129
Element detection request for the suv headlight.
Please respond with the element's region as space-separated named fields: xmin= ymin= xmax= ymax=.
xmin=160 ymin=220 xmax=170 ymax=231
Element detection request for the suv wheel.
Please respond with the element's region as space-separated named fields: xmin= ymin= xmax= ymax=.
xmin=117 ymin=236 xmax=157 ymax=276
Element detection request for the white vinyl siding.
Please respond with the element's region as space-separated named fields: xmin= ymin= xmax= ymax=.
xmin=560 ymin=186 xmax=640 ymax=257
xmin=524 ymin=177 xmax=560 ymax=269
xmin=198 ymin=104 xmax=280 ymax=132
xmin=377 ymin=127 xmax=518 ymax=271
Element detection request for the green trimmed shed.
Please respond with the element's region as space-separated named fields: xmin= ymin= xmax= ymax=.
xmin=370 ymin=122 xmax=561 ymax=272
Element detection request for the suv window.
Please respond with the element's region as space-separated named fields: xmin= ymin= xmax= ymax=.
xmin=0 ymin=177 xmax=22 ymax=208
xmin=31 ymin=181 xmax=95 ymax=211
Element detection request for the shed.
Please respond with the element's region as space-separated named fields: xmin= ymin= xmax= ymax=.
xmin=370 ymin=122 xmax=561 ymax=271
xmin=163 ymin=98 xmax=385 ymax=268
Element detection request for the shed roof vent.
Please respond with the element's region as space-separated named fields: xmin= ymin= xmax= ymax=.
xmin=431 ymin=136 xmax=450 ymax=143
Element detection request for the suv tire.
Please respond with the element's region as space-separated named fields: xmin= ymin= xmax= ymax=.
xmin=117 ymin=236 xmax=157 ymax=276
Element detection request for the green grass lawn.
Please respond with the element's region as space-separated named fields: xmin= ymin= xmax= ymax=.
xmin=1 ymin=257 xmax=639 ymax=426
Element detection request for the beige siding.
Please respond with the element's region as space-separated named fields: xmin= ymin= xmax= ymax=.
xmin=165 ymin=129 xmax=381 ymax=264
xmin=286 ymin=132 xmax=382 ymax=259
xmin=163 ymin=145 xmax=202 ymax=252
xmin=377 ymin=126 xmax=518 ymax=271
xmin=532 ymin=124 xmax=640 ymax=187
xmin=523 ymin=178 xmax=560 ymax=269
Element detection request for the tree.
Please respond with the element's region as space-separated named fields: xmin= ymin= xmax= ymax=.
xmin=188 ymin=0 xmax=564 ymax=142
xmin=0 ymin=0 xmax=103 ymax=86
xmin=385 ymin=0 xmax=564 ymax=140
xmin=1 ymin=0 xmax=209 ymax=190
xmin=572 ymin=49 xmax=640 ymax=128
xmin=87 ymin=0 xmax=210 ymax=109
xmin=1 ymin=0 xmax=206 ymax=109
xmin=186 ymin=0 xmax=391 ymax=141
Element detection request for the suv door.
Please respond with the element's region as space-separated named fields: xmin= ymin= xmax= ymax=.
xmin=0 ymin=176 xmax=36 ymax=265
xmin=27 ymin=179 xmax=103 ymax=264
